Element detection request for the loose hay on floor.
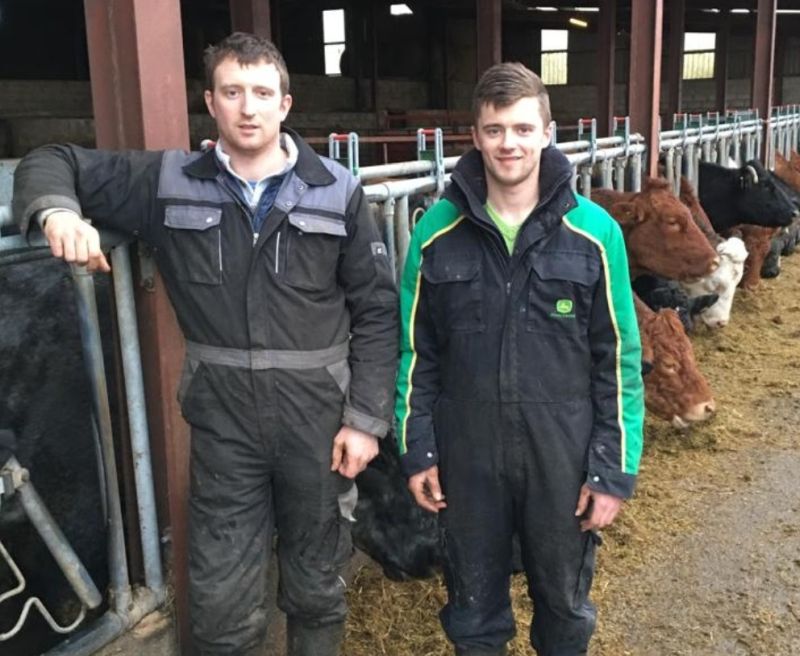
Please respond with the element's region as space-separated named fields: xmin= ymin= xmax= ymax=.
xmin=344 ymin=253 xmax=800 ymax=656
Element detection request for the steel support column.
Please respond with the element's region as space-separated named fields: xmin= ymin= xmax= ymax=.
xmin=628 ymin=0 xmax=664 ymax=178
xmin=774 ymin=27 xmax=786 ymax=106
xmin=752 ymin=0 xmax=777 ymax=123
xmin=476 ymin=0 xmax=501 ymax=77
xmin=229 ymin=0 xmax=272 ymax=39
xmin=665 ymin=0 xmax=685 ymax=128
xmin=715 ymin=10 xmax=731 ymax=113
xmin=83 ymin=0 xmax=191 ymax=652
xmin=596 ymin=0 xmax=616 ymax=137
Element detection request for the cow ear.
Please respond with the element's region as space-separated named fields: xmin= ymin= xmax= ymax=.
xmin=610 ymin=201 xmax=642 ymax=226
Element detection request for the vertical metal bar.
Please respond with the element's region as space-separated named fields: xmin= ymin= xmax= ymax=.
xmin=614 ymin=158 xmax=626 ymax=191
xmin=579 ymin=167 xmax=592 ymax=199
xmin=664 ymin=148 xmax=676 ymax=194
xmin=383 ymin=199 xmax=397 ymax=282
xmin=394 ymin=195 xmax=410 ymax=277
xmin=69 ymin=265 xmax=131 ymax=609
xmin=110 ymin=245 xmax=164 ymax=595
xmin=601 ymin=159 xmax=613 ymax=188
xmin=631 ymin=154 xmax=643 ymax=192
xmin=685 ymin=143 xmax=696 ymax=185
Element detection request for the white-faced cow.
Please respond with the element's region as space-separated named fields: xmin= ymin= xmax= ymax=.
xmin=681 ymin=237 xmax=748 ymax=328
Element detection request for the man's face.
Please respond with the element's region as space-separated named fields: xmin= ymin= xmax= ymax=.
xmin=204 ymin=57 xmax=292 ymax=159
xmin=472 ymin=96 xmax=552 ymax=189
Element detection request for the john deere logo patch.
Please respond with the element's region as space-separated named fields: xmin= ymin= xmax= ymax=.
xmin=556 ymin=299 xmax=573 ymax=314
xmin=550 ymin=298 xmax=576 ymax=319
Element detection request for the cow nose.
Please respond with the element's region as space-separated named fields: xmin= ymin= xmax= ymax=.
xmin=683 ymin=399 xmax=716 ymax=422
xmin=708 ymin=318 xmax=728 ymax=328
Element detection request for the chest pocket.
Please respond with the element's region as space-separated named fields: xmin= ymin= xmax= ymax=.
xmin=164 ymin=205 xmax=223 ymax=285
xmin=526 ymin=251 xmax=599 ymax=336
xmin=284 ymin=212 xmax=347 ymax=291
xmin=421 ymin=256 xmax=484 ymax=332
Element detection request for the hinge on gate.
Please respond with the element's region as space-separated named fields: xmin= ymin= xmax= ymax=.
xmin=137 ymin=241 xmax=157 ymax=292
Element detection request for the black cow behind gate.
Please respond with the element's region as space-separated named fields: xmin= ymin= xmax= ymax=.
xmin=0 ymin=257 xmax=110 ymax=655
xmin=698 ymin=159 xmax=797 ymax=232
xmin=352 ymin=431 xmax=442 ymax=581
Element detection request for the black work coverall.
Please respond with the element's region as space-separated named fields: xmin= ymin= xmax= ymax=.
xmin=12 ymin=131 xmax=398 ymax=654
xmin=396 ymin=147 xmax=644 ymax=655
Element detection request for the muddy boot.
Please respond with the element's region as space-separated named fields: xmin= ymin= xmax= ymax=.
xmin=455 ymin=646 xmax=508 ymax=656
xmin=286 ymin=619 xmax=345 ymax=656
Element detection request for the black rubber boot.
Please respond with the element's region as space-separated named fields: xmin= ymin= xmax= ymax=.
xmin=286 ymin=619 xmax=345 ymax=656
xmin=455 ymin=646 xmax=508 ymax=656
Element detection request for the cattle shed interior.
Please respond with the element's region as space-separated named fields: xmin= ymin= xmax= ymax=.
xmin=2 ymin=0 xmax=800 ymax=164
xmin=2 ymin=1 xmax=800 ymax=655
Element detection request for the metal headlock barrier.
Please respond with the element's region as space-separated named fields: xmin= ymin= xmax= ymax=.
xmin=0 ymin=176 xmax=166 ymax=655
xmin=357 ymin=123 xmax=647 ymax=276
xmin=0 ymin=104 xmax=798 ymax=651
xmin=659 ymin=105 xmax=800 ymax=195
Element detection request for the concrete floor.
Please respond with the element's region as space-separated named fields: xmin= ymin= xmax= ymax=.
xmin=92 ymin=611 xmax=178 ymax=656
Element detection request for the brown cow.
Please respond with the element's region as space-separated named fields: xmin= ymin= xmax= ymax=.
xmin=775 ymin=152 xmax=800 ymax=191
xmin=634 ymin=296 xmax=716 ymax=428
xmin=592 ymin=178 xmax=719 ymax=280
xmin=735 ymin=225 xmax=780 ymax=290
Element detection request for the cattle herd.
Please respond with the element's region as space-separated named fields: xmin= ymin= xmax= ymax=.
xmin=2 ymin=152 xmax=800 ymax=654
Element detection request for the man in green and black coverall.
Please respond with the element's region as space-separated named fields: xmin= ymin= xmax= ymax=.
xmin=395 ymin=62 xmax=644 ymax=656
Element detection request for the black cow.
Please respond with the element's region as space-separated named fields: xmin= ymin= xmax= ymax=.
xmin=352 ymin=433 xmax=442 ymax=581
xmin=698 ymin=159 xmax=797 ymax=232
xmin=631 ymin=274 xmax=719 ymax=334
xmin=0 ymin=259 xmax=110 ymax=655
xmin=352 ymin=433 xmax=528 ymax=582
xmin=761 ymin=219 xmax=800 ymax=278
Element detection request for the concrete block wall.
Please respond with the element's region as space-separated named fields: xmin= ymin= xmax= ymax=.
xmin=0 ymin=81 xmax=92 ymax=118
xmin=2 ymin=75 xmax=799 ymax=157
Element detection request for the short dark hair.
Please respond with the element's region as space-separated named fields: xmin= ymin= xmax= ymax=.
xmin=204 ymin=32 xmax=290 ymax=95
xmin=472 ymin=62 xmax=551 ymax=126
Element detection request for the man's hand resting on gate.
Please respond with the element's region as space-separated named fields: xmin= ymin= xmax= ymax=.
xmin=43 ymin=210 xmax=110 ymax=273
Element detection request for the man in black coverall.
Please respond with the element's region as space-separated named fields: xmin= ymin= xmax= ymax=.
xmin=396 ymin=63 xmax=644 ymax=655
xmin=12 ymin=33 xmax=397 ymax=656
